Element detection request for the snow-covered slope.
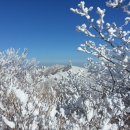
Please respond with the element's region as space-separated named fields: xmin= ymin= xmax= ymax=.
xmin=43 ymin=65 xmax=87 ymax=80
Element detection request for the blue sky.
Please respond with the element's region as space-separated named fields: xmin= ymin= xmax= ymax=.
xmin=0 ymin=0 xmax=128 ymax=65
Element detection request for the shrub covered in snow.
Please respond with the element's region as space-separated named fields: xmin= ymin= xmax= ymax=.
xmin=0 ymin=49 xmax=91 ymax=130
xmin=0 ymin=49 xmax=58 ymax=130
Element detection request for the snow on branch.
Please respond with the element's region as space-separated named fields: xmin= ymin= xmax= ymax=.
xmin=106 ymin=0 xmax=124 ymax=8
xmin=76 ymin=24 xmax=95 ymax=37
xmin=123 ymin=2 xmax=130 ymax=15
xmin=125 ymin=17 xmax=130 ymax=25
xmin=70 ymin=1 xmax=93 ymax=19
xmin=96 ymin=7 xmax=106 ymax=30
xmin=2 ymin=116 xmax=15 ymax=129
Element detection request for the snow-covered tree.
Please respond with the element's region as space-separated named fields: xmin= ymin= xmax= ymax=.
xmin=71 ymin=0 xmax=130 ymax=129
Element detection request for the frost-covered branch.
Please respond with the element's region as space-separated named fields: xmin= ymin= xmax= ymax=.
xmin=71 ymin=0 xmax=130 ymax=129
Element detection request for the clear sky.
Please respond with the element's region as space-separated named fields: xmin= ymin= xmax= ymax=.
xmin=0 ymin=0 xmax=129 ymax=65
